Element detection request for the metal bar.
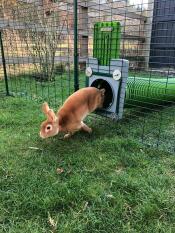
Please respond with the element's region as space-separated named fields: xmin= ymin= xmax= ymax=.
xmin=92 ymin=72 xmax=112 ymax=78
xmin=0 ymin=31 xmax=10 ymax=96
xmin=0 ymin=18 xmax=146 ymax=43
xmin=60 ymin=0 xmax=147 ymax=21
xmin=0 ymin=56 xmax=88 ymax=65
xmin=74 ymin=0 xmax=79 ymax=91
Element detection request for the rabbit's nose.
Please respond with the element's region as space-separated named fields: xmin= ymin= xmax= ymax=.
xmin=39 ymin=131 xmax=45 ymax=139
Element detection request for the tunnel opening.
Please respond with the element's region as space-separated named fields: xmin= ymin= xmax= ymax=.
xmin=91 ymin=79 xmax=114 ymax=109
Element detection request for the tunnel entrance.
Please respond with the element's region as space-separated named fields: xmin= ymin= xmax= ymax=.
xmin=91 ymin=79 xmax=114 ymax=109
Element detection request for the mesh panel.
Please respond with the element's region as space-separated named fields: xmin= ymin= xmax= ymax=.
xmin=0 ymin=0 xmax=174 ymax=152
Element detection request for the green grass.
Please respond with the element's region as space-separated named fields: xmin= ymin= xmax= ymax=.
xmin=0 ymin=71 xmax=175 ymax=151
xmin=1 ymin=97 xmax=175 ymax=232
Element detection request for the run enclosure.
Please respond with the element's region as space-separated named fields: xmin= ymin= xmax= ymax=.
xmin=0 ymin=0 xmax=174 ymax=152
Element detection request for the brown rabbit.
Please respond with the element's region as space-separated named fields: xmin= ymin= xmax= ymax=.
xmin=40 ymin=87 xmax=105 ymax=139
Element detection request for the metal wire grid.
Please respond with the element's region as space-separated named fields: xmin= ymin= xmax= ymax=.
xmin=77 ymin=0 xmax=175 ymax=152
xmin=0 ymin=0 xmax=174 ymax=152
xmin=0 ymin=0 xmax=75 ymax=105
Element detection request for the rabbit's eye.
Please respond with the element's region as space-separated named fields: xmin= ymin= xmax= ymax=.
xmin=46 ymin=124 xmax=52 ymax=132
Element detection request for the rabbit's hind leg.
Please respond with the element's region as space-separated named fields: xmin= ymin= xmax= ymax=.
xmin=81 ymin=121 xmax=92 ymax=134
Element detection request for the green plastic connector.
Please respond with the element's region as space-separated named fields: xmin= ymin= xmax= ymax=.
xmin=93 ymin=21 xmax=121 ymax=66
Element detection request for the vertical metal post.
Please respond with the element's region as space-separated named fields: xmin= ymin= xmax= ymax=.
xmin=0 ymin=31 xmax=10 ymax=96
xmin=144 ymin=0 xmax=154 ymax=70
xmin=74 ymin=0 xmax=79 ymax=91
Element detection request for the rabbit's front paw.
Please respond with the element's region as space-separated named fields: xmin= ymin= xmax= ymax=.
xmin=87 ymin=128 xmax=92 ymax=134
xmin=64 ymin=133 xmax=72 ymax=139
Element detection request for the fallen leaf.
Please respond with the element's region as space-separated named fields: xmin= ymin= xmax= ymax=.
xmin=82 ymin=201 xmax=88 ymax=211
xmin=48 ymin=212 xmax=57 ymax=229
xmin=56 ymin=168 xmax=64 ymax=174
xmin=106 ymin=194 xmax=114 ymax=199
xmin=28 ymin=146 xmax=42 ymax=150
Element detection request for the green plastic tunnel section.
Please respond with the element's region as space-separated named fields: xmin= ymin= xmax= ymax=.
xmin=126 ymin=77 xmax=175 ymax=106
xmin=93 ymin=22 xmax=175 ymax=106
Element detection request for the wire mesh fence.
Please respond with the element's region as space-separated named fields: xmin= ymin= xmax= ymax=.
xmin=0 ymin=0 xmax=175 ymax=152
xmin=0 ymin=0 xmax=75 ymax=105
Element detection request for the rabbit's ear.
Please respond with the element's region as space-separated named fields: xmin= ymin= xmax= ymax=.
xmin=42 ymin=102 xmax=50 ymax=115
xmin=47 ymin=109 xmax=57 ymax=122
xmin=42 ymin=102 xmax=57 ymax=122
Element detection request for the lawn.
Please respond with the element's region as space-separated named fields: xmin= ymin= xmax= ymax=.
xmin=1 ymin=96 xmax=175 ymax=233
